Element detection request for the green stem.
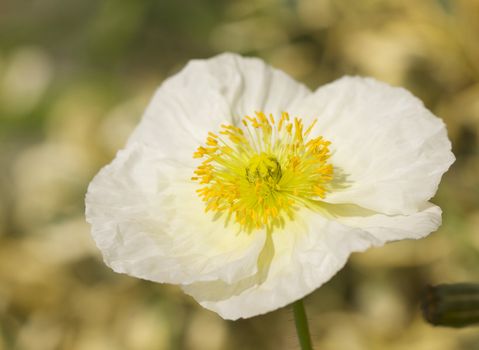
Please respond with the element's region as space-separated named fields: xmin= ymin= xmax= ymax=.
xmin=292 ymin=299 xmax=313 ymax=350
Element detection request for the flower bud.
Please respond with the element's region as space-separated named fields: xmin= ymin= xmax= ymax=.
xmin=422 ymin=283 xmax=479 ymax=328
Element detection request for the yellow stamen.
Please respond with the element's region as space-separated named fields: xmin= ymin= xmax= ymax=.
xmin=192 ymin=112 xmax=334 ymax=233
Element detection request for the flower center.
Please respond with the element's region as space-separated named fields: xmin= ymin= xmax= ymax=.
xmin=246 ymin=153 xmax=282 ymax=184
xmin=192 ymin=112 xmax=334 ymax=232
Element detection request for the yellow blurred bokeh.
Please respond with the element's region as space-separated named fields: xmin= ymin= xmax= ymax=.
xmin=1 ymin=0 xmax=479 ymax=349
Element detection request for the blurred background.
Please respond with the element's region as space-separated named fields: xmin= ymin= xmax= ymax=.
xmin=1 ymin=0 xmax=479 ymax=349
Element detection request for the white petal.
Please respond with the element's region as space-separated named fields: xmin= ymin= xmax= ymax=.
xmin=182 ymin=204 xmax=441 ymax=320
xmin=295 ymin=77 xmax=455 ymax=215
xmin=328 ymin=202 xmax=442 ymax=244
xmin=127 ymin=53 xmax=311 ymax=162
xmin=182 ymin=210 xmax=376 ymax=320
xmin=85 ymin=143 xmax=266 ymax=285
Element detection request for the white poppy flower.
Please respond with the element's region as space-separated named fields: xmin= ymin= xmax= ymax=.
xmin=85 ymin=53 xmax=454 ymax=320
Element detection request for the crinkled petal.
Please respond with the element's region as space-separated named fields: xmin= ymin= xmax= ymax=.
xmin=182 ymin=202 xmax=442 ymax=319
xmin=294 ymin=76 xmax=455 ymax=215
xmin=182 ymin=210 xmax=376 ymax=320
xmin=127 ymin=53 xmax=311 ymax=162
xmin=325 ymin=202 xmax=442 ymax=244
xmin=85 ymin=143 xmax=266 ymax=285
